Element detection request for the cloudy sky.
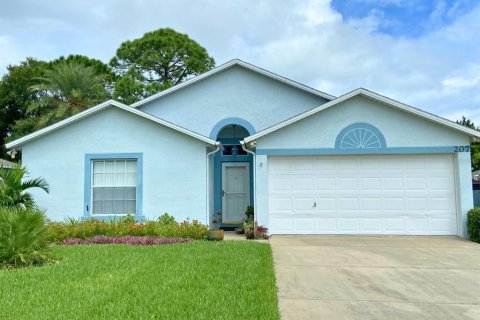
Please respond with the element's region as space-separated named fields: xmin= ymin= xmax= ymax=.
xmin=1 ymin=0 xmax=479 ymax=123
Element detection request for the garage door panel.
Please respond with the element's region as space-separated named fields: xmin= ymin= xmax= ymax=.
xmin=406 ymin=177 xmax=427 ymax=189
xmin=270 ymin=217 xmax=294 ymax=233
xmin=317 ymin=198 xmax=336 ymax=210
xmin=338 ymin=217 xmax=360 ymax=233
xmin=316 ymin=178 xmax=336 ymax=190
xmin=383 ymin=198 xmax=406 ymax=210
xmin=314 ymin=159 xmax=336 ymax=170
xmin=360 ymin=177 xmax=381 ymax=190
xmin=269 ymin=196 xmax=293 ymax=212
xmin=338 ymin=198 xmax=359 ymax=210
xmin=430 ymin=178 xmax=452 ymax=190
xmin=294 ymin=218 xmax=315 ymax=233
xmin=385 ymin=217 xmax=407 ymax=233
xmin=269 ymin=178 xmax=292 ymax=192
xmin=430 ymin=218 xmax=457 ymax=234
xmin=406 ymin=198 xmax=428 ymax=210
xmin=361 ymin=218 xmax=384 ymax=233
xmin=317 ymin=218 xmax=337 ymax=231
xmin=268 ymin=155 xmax=457 ymax=235
xmin=384 ymin=178 xmax=404 ymax=190
xmin=360 ymin=198 xmax=382 ymax=210
xmin=338 ymin=178 xmax=358 ymax=190
xmin=294 ymin=178 xmax=314 ymax=191
xmin=295 ymin=198 xmax=316 ymax=211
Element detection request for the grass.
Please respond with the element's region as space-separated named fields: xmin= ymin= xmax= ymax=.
xmin=0 ymin=241 xmax=279 ymax=320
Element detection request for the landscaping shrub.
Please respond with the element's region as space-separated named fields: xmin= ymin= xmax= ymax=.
xmin=47 ymin=217 xmax=208 ymax=242
xmin=0 ymin=207 xmax=55 ymax=268
xmin=158 ymin=212 xmax=177 ymax=225
xmin=60 ymin=235 xmax=192 ymax=245
xmin=0 ymin=164 xmax=49 ymax=210
xmin=467 ymin=207 xmax=480 ymax=243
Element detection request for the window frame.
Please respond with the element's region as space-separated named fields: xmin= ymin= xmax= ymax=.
xmin=83 ymin=153 xmax=143 ymax=220
xmin=91 ymin=159 xmax=137 ymax=216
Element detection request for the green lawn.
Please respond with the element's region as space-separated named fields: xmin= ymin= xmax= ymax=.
xmin=0 ymin=241 xmax=279 ymax=320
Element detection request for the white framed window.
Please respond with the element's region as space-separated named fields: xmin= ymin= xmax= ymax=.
xmin=91 ymin=159 xmax=137 ymax=215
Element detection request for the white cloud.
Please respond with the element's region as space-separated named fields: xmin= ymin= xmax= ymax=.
xmin=296 ymin=0 xmax=342 ymax=27
xmin=0 ymin=0 xmax=479 ymax=125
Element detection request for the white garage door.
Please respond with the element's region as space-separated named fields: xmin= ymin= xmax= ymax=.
xmin=268 ymin=155 xmax=457 ymax=235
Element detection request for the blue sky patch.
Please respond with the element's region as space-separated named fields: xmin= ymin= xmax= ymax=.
xmin=331 ymin=0 xmax=478 ymax=37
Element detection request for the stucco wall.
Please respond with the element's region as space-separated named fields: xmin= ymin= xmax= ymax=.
xmin=138 ymin=65 xmax=329 ymax=137
xmin=256 ymin=96 xmax=471 ymax=149
xmin=21 ymin=107 xmax=208 ymax=222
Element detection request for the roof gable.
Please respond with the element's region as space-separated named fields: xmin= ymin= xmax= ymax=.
xmin=6 ymin=100 xmax=217 ymax=149
xmin=244 ymin=88 xmax=480 ymax=143
xmin=131 ymin=59 xmax=335 ymax=108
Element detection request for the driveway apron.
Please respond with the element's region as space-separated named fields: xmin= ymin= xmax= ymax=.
xmin=270 ymin=236 xmax=480 ymax=320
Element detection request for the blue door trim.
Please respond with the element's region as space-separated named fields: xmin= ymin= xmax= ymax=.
xmin=83 ymin=153 xmax=144 ymax=221
xmin=209 ymin=117 xmax=256 ymax=139
xmin=211 ymin=119 xmax=256 ymax=225
xmin=256 ymin=146 xmax=458 ymax=155
xmin=213 ymin=154 xmax=253 ymax=225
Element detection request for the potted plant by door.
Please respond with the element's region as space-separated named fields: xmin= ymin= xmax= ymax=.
xmin=208 ymin=211 xmax=224 ymax=240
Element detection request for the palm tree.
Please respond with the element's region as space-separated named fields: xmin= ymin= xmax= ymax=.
xmin=0 ymin=164 xmax=49 ymax=210
xmin=9 ymin=62 xmax=109 ymax=139
xmin=29 ymin=61 xmax=108 ymax=128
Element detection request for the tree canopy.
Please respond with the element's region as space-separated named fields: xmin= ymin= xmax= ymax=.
xmin=0 ymin=58 xmax=48 ymax=156
xmin=9 ymin=61 xmax=109 ymax=141
xmin=0 ymin=28 xmax=215 ymax=155
xmin=110 ymin=28 xmax=215 ymax=104
xmin=457 ymin=116 xmax=480 ymax=171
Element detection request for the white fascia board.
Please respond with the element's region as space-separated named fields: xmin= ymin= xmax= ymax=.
xmin=244 ymin=88 xmax=480 ymax=143
xmin=131 ymin=59 xmax=335 ymax=108
xmin=6 ymin=100 xmax=217 ymax=149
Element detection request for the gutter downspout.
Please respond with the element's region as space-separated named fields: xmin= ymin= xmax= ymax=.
xmin=206 ymin=142 xmax=221 ymax=226
xmin=240 ymin=140 xmax=256 ymax=229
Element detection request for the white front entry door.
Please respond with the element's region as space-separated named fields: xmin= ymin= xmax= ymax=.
xmin=222 ymin=163 xmax=250 ymax=223
xmin=268 ymin=155 xmax=457 ymax=235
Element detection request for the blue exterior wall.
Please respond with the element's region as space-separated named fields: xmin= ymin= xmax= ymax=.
xmin=255 ymin=96 xmax=470 ymax=149
xmin=254 ymin=95 xmax=474 ymax=237
xmin=138 ymin=65 xmax=329 ymax=137
xmin=21 ymin=107 xmax=209 ymax=223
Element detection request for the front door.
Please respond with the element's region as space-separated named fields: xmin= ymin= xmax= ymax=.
xmin=222 ymin=162 xmax=250 ymax=224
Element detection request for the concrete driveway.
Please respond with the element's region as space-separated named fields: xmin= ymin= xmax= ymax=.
xmin=270 ymin=236 xmax=480 ymax=320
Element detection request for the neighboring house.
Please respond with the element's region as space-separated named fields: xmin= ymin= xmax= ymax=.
xmin=5 ymin=59 xmax=480 ymax=237
xmin=473 ymin=170 xmax=480 ymax=207
xmin=473 ymin=170 xmax=480 ymax=185
xmin=0 ymin=159 xmax=15 ymax=168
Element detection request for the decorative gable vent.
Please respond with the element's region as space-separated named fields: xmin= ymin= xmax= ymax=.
xmin=335 ymin=122 xmax=386 ymax=149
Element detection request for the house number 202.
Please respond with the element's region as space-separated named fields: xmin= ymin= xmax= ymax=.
xmin=454 ymin=146 xmax=470 ymax=152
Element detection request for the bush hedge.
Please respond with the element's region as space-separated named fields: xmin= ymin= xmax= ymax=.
xmin=467 ymin=207 xmax=480 ymax=243
xmin=0 ymin=207 xmax=55 ymax=268
xmin=47 ymin=217 xmax=208 ymax=243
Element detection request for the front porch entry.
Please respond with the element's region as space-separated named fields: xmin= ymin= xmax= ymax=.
xmin=222 ymin=162 xmax=250 ymax=223
xmin=212 ymin=122 xmax=254 ymax=228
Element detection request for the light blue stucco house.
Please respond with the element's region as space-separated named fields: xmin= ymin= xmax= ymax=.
xmin=6 ymin=59 xmax=480 ymax=237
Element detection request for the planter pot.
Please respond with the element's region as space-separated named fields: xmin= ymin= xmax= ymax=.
xmin=208 ymin=229 xmax=224 ymax=241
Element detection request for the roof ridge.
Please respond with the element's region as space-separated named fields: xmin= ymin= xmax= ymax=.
xmin=243 ymin=88 xmax=480 ymax=143
xmin=130 ymin=59 xmax=335 ymax=108
xmin=6 ymin=100 xmax=217 ymax=149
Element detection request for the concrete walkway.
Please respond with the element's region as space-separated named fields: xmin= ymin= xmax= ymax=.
xmin=270 ymin=236 xmax=480 ymax=320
